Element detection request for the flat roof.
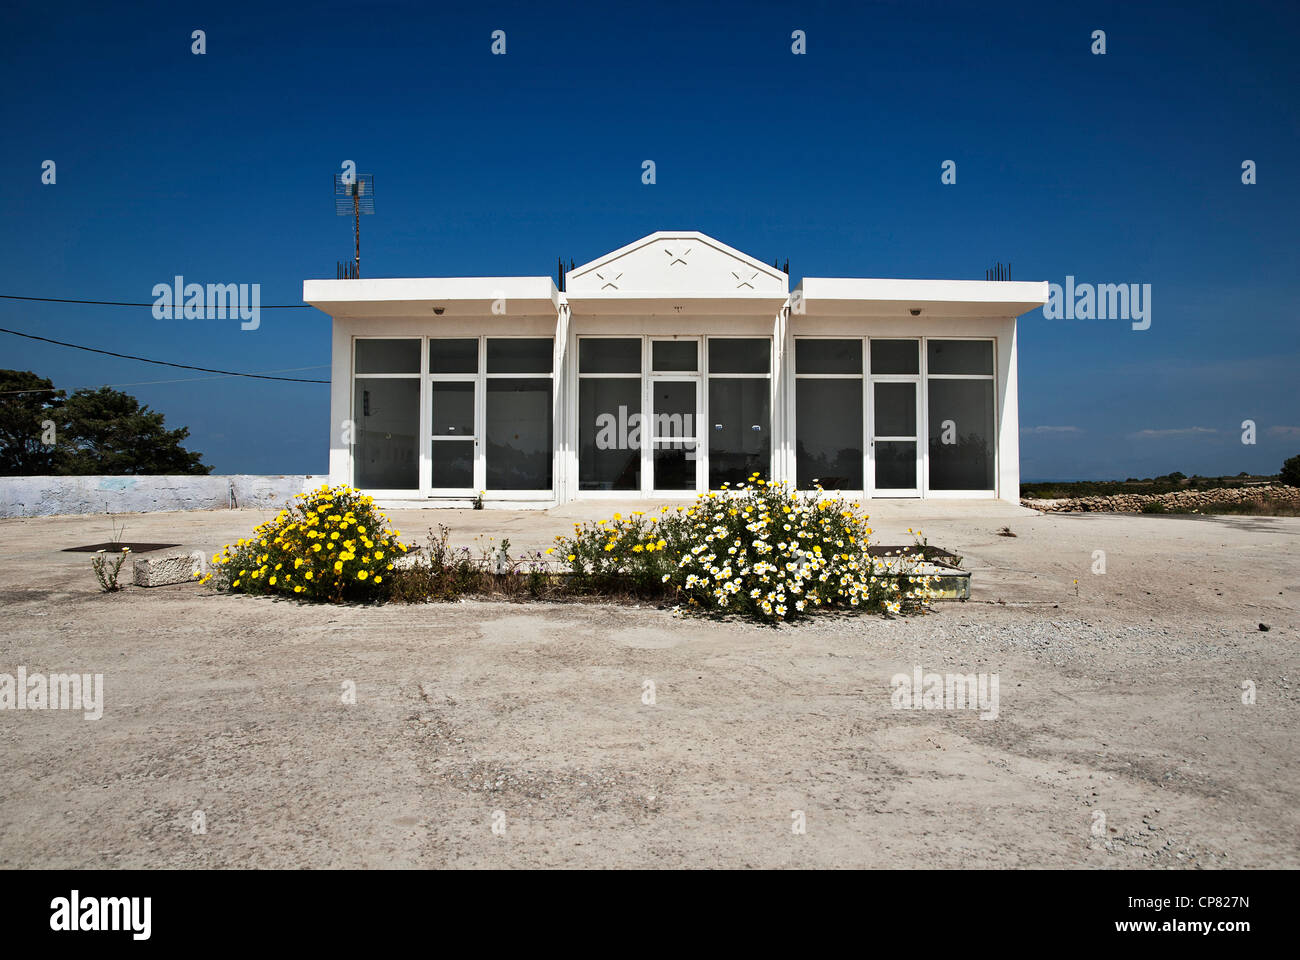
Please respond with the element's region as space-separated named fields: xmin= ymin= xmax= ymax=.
xmin=303 ymin=277 xmax=559 ymax=318
xmin=301 ymin=275 xmax=1050 ymax=320
xmin=796 ymin=278 xmax=1049 ymax=317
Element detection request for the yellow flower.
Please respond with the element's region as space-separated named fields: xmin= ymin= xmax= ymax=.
xmin=357 ymin=570 xmax=368 ymax=581
xmin=269 ymin=576 xmax=277 ymax=585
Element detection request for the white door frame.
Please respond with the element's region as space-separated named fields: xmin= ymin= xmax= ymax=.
xmin=427 ymin=373 xmax=479 ymax=496
xmin=867 ymin=338 xmax=922 ymax=498
xmin=645 ymin=339 xmax=702 ymax=494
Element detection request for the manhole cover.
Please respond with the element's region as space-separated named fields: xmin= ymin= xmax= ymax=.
xmin=61 ymin=542 xmax=181 ymax=553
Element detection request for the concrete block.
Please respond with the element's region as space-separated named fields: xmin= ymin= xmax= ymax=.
xmin=133 ymin=552 xmax=206 ymax=587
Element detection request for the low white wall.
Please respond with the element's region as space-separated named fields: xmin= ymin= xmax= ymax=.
xmin=0 ymin=475 xmax=319 ymax=518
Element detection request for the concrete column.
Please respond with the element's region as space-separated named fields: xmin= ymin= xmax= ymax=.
xmin=996 ymin=317 xmax=1021 ymax=504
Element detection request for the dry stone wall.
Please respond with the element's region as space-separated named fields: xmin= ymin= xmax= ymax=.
xmin=1023 ymin=484 xmax=1300 ymax=513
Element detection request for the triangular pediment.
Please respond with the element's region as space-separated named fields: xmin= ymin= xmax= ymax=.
xmin=566 ymin=232 xmax=788 ymax=297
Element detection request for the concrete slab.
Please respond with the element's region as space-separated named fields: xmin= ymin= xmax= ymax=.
xmin=0 ymin=506 xmax=1297 ymax=869
xmin=132 ymin=552 xmax=206 ymax=587
xmin=871 ymin=557 xmax=970 ymax=600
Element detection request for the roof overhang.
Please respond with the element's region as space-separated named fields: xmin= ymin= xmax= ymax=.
xmin=303 ymin=277 xmax=560 ymax=318
xmin=795 ymin=278 xmax=1049 ymax=318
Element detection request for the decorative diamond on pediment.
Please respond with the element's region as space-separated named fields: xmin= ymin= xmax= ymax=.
xmin=664 ymin=245 xmax=692 ymax=266
xmin=732 ymin=270 xmax=759 ymax=289
xmin=595 ymin=270 xmax=622 ymax=290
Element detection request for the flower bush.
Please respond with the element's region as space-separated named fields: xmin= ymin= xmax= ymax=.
xmin=554 ymin=475 xmax=936 ymax=621
xmin=201 ymin=484 xmax=409 ymax=602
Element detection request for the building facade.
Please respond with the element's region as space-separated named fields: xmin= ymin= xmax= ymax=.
xmin=303 ymin=232 xmax=1047 ymax=506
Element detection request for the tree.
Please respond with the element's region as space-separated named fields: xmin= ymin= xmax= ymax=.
xmin=1281 ymin=455 xmax=1300 ymax=488
xmin=58 ymin=386 xmax=211 ymax=475
xmin=0 ymin=369 xmax=65 ymax=475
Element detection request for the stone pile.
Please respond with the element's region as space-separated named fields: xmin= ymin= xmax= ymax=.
xmin=1023 ymin=484 xmax=1300 ymax=514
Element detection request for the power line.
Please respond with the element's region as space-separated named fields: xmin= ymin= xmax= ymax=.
xmin=1 ymin=294 xmax=312 ymax=308
xmin=0 ymin=327 xmax=329 ymax=383
xmin=0 ymin=366 xmax=331 ymax=396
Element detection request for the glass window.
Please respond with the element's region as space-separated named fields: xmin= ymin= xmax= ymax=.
xmin=796 ymin=339 xmax=861 ymax=375
xmin=487 ymin=338 xmax=553 ymax=374
xmin=796 ymin=380 xmax=862 ymax=489
xmin=355 ymin=339 xmax=420 ymax=375
xmin=708 ymin=338 xmax=770 ymax=374
xmin=927 ymin=340 xmax=993 ymax=376
xmin=928 ymin=379 xmax=995 ymax=490
xmin=353 ymin=379 xmax=419 ymax=489
xmin=873 ymin=382 xmax=916 ymax=438
xmin=580 ymin=338 xmax=641 ymax=374
xmin=579 ymin=378 xmax=641 ymax=491
xmin=870 ymin=339 xmax=919 ymax=375
xmin=653 ymin=444 xmax=696 ymax=490
xmin=431 ymin=441 xmax=473 ymax=488
xmin=651 ymin=381 xmax=696 ymax=441
xmin=429 ymin=338 xmax=478 ymax=374
xmin=486 ymin=379 xmax=552 ymax=489
xmin=652 ymin=340 xmax=698 ymax=372
xmin=875 ymin=441 xmax=917 ymax=490
xmin=708 ymin=378 xmax=769 ymax=487
xmin=431 ymin=382 xmax=474 ymax=436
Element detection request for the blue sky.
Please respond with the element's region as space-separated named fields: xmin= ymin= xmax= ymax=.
xmin=2 ymin=0 xmax=1296 ymax=480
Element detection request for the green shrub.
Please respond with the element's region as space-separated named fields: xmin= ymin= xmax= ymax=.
xmin=553 ymin=475 xmax=934 ymax=621
xmin=91 ymin=548 xmax=130 ymax=592
xmin=1281 ymin=455 xmax=1300 ymax=487
xmin=202 ymin=484 xmax=409 ymax=602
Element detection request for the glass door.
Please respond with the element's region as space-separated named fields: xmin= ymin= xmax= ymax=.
xmin=648 ymin=377 xmax=699 ymax=492
xmin=870 ymin=381 xmax=920 ymax=496
xmin=429 ymin=379 xmax=478 ymax=493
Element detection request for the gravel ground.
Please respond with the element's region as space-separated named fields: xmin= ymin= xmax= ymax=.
xmin=0 ymin=505 xmax=1296 ymax=868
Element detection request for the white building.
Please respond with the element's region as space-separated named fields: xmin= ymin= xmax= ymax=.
xmin=303 ymin=231 xmax=1047 ymax=507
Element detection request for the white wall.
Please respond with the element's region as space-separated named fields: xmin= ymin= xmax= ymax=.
xmin=0 ymin=475 xmax=317 ymax=518
xmin=328 ymin=307 xmax=1024 ymax=505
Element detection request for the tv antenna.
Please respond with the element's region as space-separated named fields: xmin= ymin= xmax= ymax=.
xmin=334 ymin=173 xmax=374 ymax=279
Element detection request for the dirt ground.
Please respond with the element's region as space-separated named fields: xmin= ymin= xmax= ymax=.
xmin=0 ymin=500 xmax=1296 ymax=868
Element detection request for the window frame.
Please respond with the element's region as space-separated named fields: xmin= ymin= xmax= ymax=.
xmin=576 ymin=335 xmax=646 ymax=495
xmin=792 ymin=337 xmax=866 ymax=494
xmin=923 ymin=336 xmax=998 ymax=497
xmin=789 ymin=335 xmax=998 ymax=499
xmin=350 ymin=335 xmax=556 ymax=500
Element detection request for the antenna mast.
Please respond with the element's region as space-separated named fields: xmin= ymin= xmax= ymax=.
xmin=334 ymin=173 xmax=375 ymax=279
